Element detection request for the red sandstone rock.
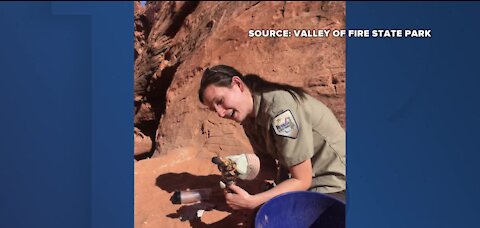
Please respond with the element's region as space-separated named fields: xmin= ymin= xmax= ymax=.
xmin=134 ymin=127 xmax=152 ymax=156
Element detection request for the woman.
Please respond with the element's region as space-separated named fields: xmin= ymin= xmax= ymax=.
xmin=198 ymin=65 xmax=346 ymax=210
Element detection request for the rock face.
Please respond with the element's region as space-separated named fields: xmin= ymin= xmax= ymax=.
xmin=134 ymin=1 xmax=345 ymax=158
xmin=134 ymin=1 xmax=345 ymax=227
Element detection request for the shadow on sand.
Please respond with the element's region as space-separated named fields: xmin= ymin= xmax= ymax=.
xmin=156 ymin=172 xmax=254 ymax=227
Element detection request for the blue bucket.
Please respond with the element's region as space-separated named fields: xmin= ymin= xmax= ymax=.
xmin=255 ymin=191 xmax=345 ymax=228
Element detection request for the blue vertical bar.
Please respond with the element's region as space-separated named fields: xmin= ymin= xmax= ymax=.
xmin=347 ymin=2 xmax=480 ymax=228
xmin=50 ymin=2 xmax=134 ymax=227
xmin=0 ymin=2 xmax=133 ymax=227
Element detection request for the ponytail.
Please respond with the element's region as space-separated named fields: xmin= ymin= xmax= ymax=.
xmin=198 ymin=65 xmax=307 ymax=103
xmin=242 ymin=74 xmax=306 ymax=103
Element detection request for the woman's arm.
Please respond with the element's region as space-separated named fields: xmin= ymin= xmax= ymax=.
xmin=225 ymin=158 xmax=312 ymax=210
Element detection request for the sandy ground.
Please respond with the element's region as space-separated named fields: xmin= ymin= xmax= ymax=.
xmin=134 ymin=147 xmax=276 ymax=228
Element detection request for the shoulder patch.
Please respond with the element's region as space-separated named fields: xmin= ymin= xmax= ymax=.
xmin=272 ymin=110 xmax=299 ymax=139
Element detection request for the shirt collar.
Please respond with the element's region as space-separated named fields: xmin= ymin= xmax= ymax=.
xmin=252 ymin=92 xmax=262 ymax=118
xmin=241 ymin=92 xmax=262 ymax=126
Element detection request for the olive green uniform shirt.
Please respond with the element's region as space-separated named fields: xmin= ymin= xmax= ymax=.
xmin=242 ymin=91 xmax=346 ymax=193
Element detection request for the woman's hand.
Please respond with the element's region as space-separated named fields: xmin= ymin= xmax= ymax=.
xmin=224 ymin=184 xmax=260 ymax=210
xmin=224 ymin=159 xmax=313 ymax=210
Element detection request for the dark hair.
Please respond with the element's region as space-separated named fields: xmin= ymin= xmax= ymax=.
xmin=198 ymin=65 xmax=307 ymax=103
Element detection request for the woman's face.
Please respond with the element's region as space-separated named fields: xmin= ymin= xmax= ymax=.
xmin=202 ymin=77 xmax=253 ymax=123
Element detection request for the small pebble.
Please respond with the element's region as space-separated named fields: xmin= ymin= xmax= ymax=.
xmin=197 ymin=209 xmax=205 ymax=218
